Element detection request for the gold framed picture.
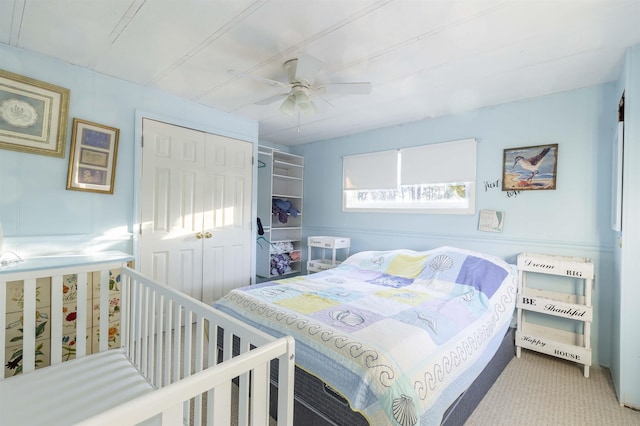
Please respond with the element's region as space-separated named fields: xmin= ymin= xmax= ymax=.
xmin=502 ymin=144 xmax=558 ymax=191
xmin=0 ymin=69 xmax=70 ymax=157
xmin=66 ymin=118 xmax=120 ymax=194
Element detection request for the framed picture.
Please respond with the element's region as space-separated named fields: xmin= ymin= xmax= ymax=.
xmin=66 ymin=119 xmax=120 ymax=194
xmin=478 ymin=210 xmax=505 ymax=233
xmin=502 ymin=144 xmax=558 ymax=191
xmin=0 ymin=69 xmax=70 ymax=157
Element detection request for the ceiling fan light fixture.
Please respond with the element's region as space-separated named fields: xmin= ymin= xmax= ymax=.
xmin=299 ymin=99 xmax=317 ymax=116
xmin=240 ymin=54 xmax=371 ymax=119
xmin=294 ymin=90 xmax=311 ymax=107
xmin=291 ymin=86 xmax=316 ymax=116
xmin=280 ymin=94 xmax=296 ymax=116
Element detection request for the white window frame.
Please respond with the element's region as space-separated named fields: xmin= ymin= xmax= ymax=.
xmin=342 ymin=138 xmax=476 ymax=214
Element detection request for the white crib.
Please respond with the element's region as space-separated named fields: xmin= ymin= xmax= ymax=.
xmin=0 ymin=252 xmax=294 ymax=425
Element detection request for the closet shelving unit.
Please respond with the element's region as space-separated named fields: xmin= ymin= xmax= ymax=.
xmin=256 ymin=148 xmax=304 ymax=279
xmin=515 ymin=252 xmax=594 ymax=377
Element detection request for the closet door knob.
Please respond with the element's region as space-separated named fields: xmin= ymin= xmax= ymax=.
xmin=195 ymin=232 xmax=204 ymax=239
xmin=204 ymin=231 xmax=212 ymax=239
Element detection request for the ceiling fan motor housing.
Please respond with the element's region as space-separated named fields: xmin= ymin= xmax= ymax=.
xmin=283 ymin=58 xmax=299 ymax=83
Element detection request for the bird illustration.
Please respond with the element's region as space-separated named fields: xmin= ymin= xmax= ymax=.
xmin=513 ymin=147 xmax=551 ymax=182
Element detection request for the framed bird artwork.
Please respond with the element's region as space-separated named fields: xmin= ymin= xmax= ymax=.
xmin=502 ymin=144 xmax=558 ymax=191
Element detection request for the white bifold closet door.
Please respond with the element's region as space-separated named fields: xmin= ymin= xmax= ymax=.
xmin=139 ymin=118 xmax=253 ymax=303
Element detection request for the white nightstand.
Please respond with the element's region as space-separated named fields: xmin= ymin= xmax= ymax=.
xmin=307 ymin=236 xmax=350 ymax=273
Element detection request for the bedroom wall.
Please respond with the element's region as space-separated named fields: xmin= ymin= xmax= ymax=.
xmin=290 ymin=84 xmax=619 ymax=368
xmin=0 ymin=44 xmax=258 ymax=256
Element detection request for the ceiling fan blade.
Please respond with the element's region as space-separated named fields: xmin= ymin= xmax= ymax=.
xmin=255 ymin=93 xmax=288 ymax=105
xmin=294 ymin=53 xmax=322 ymax=84
xmin=228 ymin=69 xmax=291 ymax=89
xmin=317 ymin=82 xmax=372 ymax=95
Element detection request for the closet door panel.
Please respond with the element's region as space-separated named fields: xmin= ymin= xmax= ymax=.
xmin=202 ymin=133 xmax=253 ymax=301
xmin=140 ymin=119 xmax=205 ymax=294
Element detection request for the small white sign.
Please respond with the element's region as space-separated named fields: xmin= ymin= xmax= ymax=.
xmin=478 ymin=210 xmax=505 ymax=233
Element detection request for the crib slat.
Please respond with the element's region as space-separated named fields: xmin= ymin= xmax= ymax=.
xmin=238 ymin=337 xmax=251 ymax=426
xmin=50 ymin=275 xmax=63 ymax=365
xmin=98 ymin=270 xmax=110 ymax=352
xmin=120 ymin=269 xmax=131 ymax=356
xmin=251 ymin=363 xmax=270 ymax=426
xmin=163 ymin=296 xmax=173 ymax=386
xmin=195 ymin=316 xmax=204 ymax=371
xmin=22 ymin=278 xmax=36 ymax=374
xmin=206 ymin=321 xmax=216 ymax=425
xmin=223 ymin=330 xmax=233 ymax=362
xmin=183 ymin=310 xmax=192 ymax=380
xmin=213 ymin=381 xmax=233 ymax=425
xmin=277 ymin=342 xmax=296 ymax=426
xmin=172 ymin=304 xmax=182 ymax=384
xmin=75 ymin=273 xmax=88 ymax=358
xmin=147 ymin=287 xmax=156 ymax=381
xmin=182 ymin=309 xmax=192 ymax=422
xmin=154 ymin=293 xmax=164 ymax=388
xmin=160 ymin=404 xmax=183 ymax=425
xmin=193 ymin=316 xmax=204 ymax=425
xmin=133 ymin=278 xmax=142 ymax=368
xmin=141 ymin=286 xmax=150 ymax=376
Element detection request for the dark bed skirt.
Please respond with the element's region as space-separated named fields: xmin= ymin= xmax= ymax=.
xmin=268 ymin=327 xmax=516 ymax=426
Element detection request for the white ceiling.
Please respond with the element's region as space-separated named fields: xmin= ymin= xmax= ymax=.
xmin=2 ymin=1 xmax=639 ymax=146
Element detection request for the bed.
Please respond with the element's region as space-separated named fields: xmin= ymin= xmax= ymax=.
xmin=215 ymin=246 xmax=518 ymax=425
xmin=0 ymin=253 xmax=295 ymax=426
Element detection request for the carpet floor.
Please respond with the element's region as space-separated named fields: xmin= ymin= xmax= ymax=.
xmin=465 ymin=350 xmax=640 ymax=426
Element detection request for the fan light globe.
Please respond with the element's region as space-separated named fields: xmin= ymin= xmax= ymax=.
xmin=295 ymin=91 xmax=312 ymax=115
xmin=279 ymin=95 xmax=296 ymax=116
xmin=299 ymin=100 xmax=317 ymax=116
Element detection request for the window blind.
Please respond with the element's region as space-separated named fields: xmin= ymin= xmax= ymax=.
xmin=343 ymin=150 xmax=397 ymax=190
xmin=400 ymin=138 xmax=476 ymax=185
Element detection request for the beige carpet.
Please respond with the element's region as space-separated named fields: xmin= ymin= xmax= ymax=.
xmin=465 ymin=350 xmax=640 ymax=426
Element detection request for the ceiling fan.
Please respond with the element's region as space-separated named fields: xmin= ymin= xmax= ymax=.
xmin=231 ymin=53 xmax=372 ymax=116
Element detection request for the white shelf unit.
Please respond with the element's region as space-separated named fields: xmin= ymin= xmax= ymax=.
xmin=307 ymin=236 xmax=350 ymax=273
xmin=256 ymin=148 xmax=304 ymax=278
xmin=516 ymin=252 xmax=594 ymax=377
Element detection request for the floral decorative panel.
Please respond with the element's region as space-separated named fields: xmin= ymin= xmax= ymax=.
xmin=4 ymin=337 xmax=51 ymax=377
xmin=62 ymin=301 xmax=93 ymax=329
xmin=5 ymin=307 xmax=51 ymax=343
xmin=92 ymin=320 xmax=121 ymax=351
xmin=91 ymin=269 xmax=122 ymax=295
xmin=61 ymin=326 xmax=91 ymax=361
xmin=5 ymin=278 xmax=52 ymax=314
xmin=3 ymin=268 xmax=122 ymax=376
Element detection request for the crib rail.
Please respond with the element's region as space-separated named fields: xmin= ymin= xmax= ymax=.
xmin=77 ymin=337 xmax=294 ymax=425
xmin=99 ymin=266 xmax=295 ymax=426
xmin=1 ymin=256 xmax=295 ymax=425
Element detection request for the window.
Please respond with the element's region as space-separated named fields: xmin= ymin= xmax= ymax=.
xmin=343 ymin=138 xmax=476 ymax=214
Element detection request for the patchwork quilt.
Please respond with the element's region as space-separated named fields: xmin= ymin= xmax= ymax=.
xmin=215 ymin=246 xmax=517 ymax=425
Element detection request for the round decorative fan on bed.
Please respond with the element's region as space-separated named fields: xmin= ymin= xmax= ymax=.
xmin=231 ymin=53 xmax=372 ymax=116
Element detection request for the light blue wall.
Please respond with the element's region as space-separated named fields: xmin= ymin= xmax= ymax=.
xmin=291 ymin=84 xmax=619 ymax=368
xmin=0 ymin=44 xmax=258 ymax=256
